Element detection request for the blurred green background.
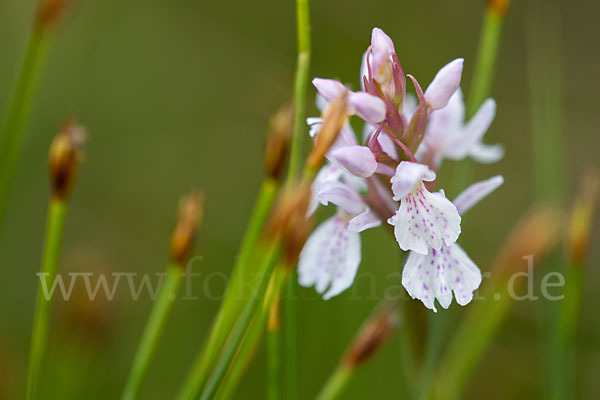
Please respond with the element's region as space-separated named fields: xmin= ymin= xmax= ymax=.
xmin=0 ymin=0 xmax=598 ymax=398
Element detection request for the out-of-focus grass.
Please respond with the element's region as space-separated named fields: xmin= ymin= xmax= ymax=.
xmin=0 ymin=0 xmax=599 ymax=399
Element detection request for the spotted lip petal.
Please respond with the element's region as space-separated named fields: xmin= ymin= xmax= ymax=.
xmin=388 ymin=185 xmax=461 ymax=255
xmin=402 ymin=243 xmax=482 ymax=312
xmin=298 ymin=215 xmax=361 ymax=300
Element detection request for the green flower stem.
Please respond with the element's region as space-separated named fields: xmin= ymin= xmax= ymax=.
xmin=199 ymin=240 xmax=282 ymax=400
xmin=315 ymin=365 xmax=353 ymax=400
xmin=26 ymin=198 xmax=67 ymax=400
xmin=467 ymin=8 xmax=505 ymax=118
xmin=452 ymin=4 xmax=508 ymax=196
xmin=216 ymin=267 xmax=288 ymax=400
xmin=283 ymin=271 xmax=298 ymax=400
xmin=526 ymin=2 xmax=566 ymax=397
xmin=281 ymin=1 xmax=311 ymax=399
xmin=122 ymin=264 xmax=184 ymax=400
xmin=267 ymin=285 xmax=282 ymax=400
xmin=417 ymin=309 xmax=448 ymax=400
xmin=0 ymin=26 xmax=54 ymax=225
xmin=286 ymin=0 xmax=311 ymax=182
xmin=432 ymin=275 xmax=512 ymax=400
xmin=551 ymin=265 xmax=583 ymax=400
xmin=177 ymin=178 xmax=279 ymax=400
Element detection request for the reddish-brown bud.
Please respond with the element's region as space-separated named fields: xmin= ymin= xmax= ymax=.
xmin=170 ymin=191 xmax=204 ymax=266
xmin=305 ymin=94 xmax=348 ymax=172
xmin=48 ymin=117 xmax=86 ymax=201
xmin=343 ymin=302 xmax=399 ymax=368
xmin=264 ymin=104 xmax=294 ymax=180
xmin=493 ymin=205 xmax=562 ymax=274
xmin=36 ymin=0 xmax=71 ymax=31
xmin=567 ymin=170 xmax=599 ymax=264
xmin=266 ymin=182 xmax=312 ymax=268
xmin=487 ymin=0 xmax=510 ymax=17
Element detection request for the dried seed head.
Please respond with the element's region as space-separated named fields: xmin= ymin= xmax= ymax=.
xmin=488 ymin=0 xmax=510 ymax=17
xmin=48 ymin=117 xmax=86 ymax=201
xmin=343 ymin=302 xmax=400 ymax=368
xmin=495 ymin=205 xmax=562 ymax=273
xmin=264 ymin=104 xmax=294 ymax=180
xmin=305 ymin=93 xmax=348 ymax=172
xmin=567 ymin=170 xmax=599 ymax=263
xmin=36 ymin=0 xmax=71 ymax=31
xmin=170 ymin=191 xmax=204 ymax=266
xmin=266 ymin=182 xmax=312 ymax=266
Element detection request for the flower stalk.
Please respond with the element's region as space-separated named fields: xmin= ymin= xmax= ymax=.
xmin=122 ymin=192 xmax=204 ymax=400
xmin=26 ymin=118 xmax=84 ymax=400
xmin=283 ymin=1 xmax=311 ymax=396
xmin=177 ymin=104 xmax=292 ymax=400
xmin=0 ymin=0 xmax=71 ymax=225
xmin=315 ymin=303 xmax=399 ymax=400
xmin=432 ymin=206 xmax=561 ymax=400
xmin=551 ymin=172 xmax=598 ymax=399
xmin=451 ymin=0 xmax=510 ymax=196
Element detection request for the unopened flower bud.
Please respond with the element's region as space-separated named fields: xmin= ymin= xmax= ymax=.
xmin=567 ymin=170 xmax=599 ymax=264
xmin=170 ymin=191 xmax=204 ymax=266
xmin=306 ymin=94 xmax=348 ymax=172
xmin=343 ymin=302 xmax=399 ymax=368
xmin=495 ymin=205 xmax=562 ymax=273
xmin=488 ymin=0 xmax=511 ymax=17
xmin=266 ymin=182 xmax=312 ymax=268
xmin=36 ymin=0 xmax=71 ymax=31
xmin=264 ymin=104 xmax=294 ymax=180
xmin=48 ymin=117 xmax=85 ymax=201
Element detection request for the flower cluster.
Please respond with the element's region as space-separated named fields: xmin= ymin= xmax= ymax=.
xmin=298 ymin=28 xmax=504 ymax=311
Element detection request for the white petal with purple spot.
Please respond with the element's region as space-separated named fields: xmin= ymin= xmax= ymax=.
xmin=402 ymin=243 xmax=482 ymax=312
xmin=298 ymin=215 xmax=361 ymax=300
xmin=388 ymin=185 xmax=461 ymax=255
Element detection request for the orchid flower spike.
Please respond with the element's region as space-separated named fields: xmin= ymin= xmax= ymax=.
xmin=401 ymin=175 xmax=504 ymax=311
xmin=388 ymin=162 xmax=461 ymax=255
xmin=298 ymin=165 xmax=380 ymax=299
xmin=420 ymin=89 xmax=504 ymax=167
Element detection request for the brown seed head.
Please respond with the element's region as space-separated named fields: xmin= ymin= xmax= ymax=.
xmin=264 ymin=104 xmax=294 ymax=180
xmin=48 ymin=117 xmax=86 ymax=201
xmin=170 ymin=191 xmax=204 ymax=266
xmin=567 ymin=170 xmax=600 ymax=264
xmin=305 ymin=93 xmax=348 ymax=172
xmin=487 ymin=0 xmax=510 ymax=17
xmin=493 ymin=205 xmax=562 ymax=274
xmin=343 ymin=302 xmax=400 ymax=368
xmin=36 ymin=0 xmax=71 ymax=31
xmin=266 ymin=182 xmax=312 ymax=267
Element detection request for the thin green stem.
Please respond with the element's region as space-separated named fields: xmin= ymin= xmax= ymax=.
xmin=467 ymin=9 xmax=505 ymax=118
xmin=199 ymin=241 xmax=281 ymax=400
xmin=452 ymin=5 xmax=507 ymax=196
xmin=282 ymin=2 xmax=311 ymax=398
xmin=286 ymin=0 xmax=311 ymax=182
xmin=284 ymin=272 xmax=298 ymax=400
xmin=267 ymin=292 xmax=281 ymax=400
xmin=315 ymin=365 xmax=353 ymax=400
xmin=417 ymin=309 xmax=448 ymax=400
xmin=177 ymin=178 xmax=279 ymax=400
xmin=122 ymin=264 xmax=184 ymax=400
xmin=551 ymin=265 xmax=583 ymax=400
xmin=26 ymin=198 xmax=67 ymax=400
xmin=0 ymin=27 xmax=54 ymax=225
xmin=216 ymin=268 xmax=288 ymax=400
